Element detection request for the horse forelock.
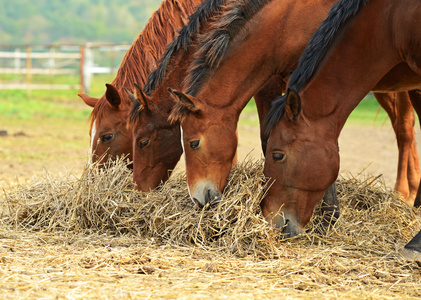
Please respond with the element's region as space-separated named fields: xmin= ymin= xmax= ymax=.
xmin=168 ymin=102 xmax=192 ymax=125
xmin=90 ymin=94 xmax=132 ymax=130
xmin=89 ymin=98 xmax=107 ymax=128
xmin=128 ymin=100 xmax=143 ymax=127
xmin=264 ymin=94 xmax=286 ymax=136
xmin=287 ymin=0 xmax=369 ymax=93
xmin=185 ymin=0 xmax=273 ymax=96
xmin=128 ymin=97 xmax=177 ymax=128
xmin=143 ymin=0 xmax=229 ymax=96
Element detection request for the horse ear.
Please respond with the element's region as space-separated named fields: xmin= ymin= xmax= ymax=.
xmin=105 ymin=83 xmax=121 ymax=108
xmin=167 ymin=88 xmax=200 ymax=113
xmin=133 ymin=83 xmax=150 ymax=111
xmin=78 ymin=93 xmax=98 ymax=108
xmin=285 ymin=89 xmax=301 ymax=121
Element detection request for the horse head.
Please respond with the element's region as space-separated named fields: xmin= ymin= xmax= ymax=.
xmin=262 ymin=89 xmax=340 ymax=236
xmin=168 ymin=88 xmax=238 ymax=207
xmin=127 ymin=84 xmax=183 ymax=192
xmin=78 ymin=83 xmax=133 ymax=167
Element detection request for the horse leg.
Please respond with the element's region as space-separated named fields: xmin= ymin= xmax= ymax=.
xmin=255 ymin=76 xmax=339 ymax=225
xmin=398 ymin=92 xmax=420 ymax=204
xmin=374 ymin=92 xmax=420 ymax=205
xmin=408 ymin=90 xmax=421 ymax=207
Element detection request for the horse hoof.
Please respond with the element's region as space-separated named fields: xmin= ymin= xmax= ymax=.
xmin=401 ymin=230 xmax=421 ymax=266
xmin=401 ymin=248 xmax=421 ymax=267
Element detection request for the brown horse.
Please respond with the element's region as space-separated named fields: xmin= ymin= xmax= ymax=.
xmin=264 ymin=0 xmax=421 ymax=235
xmin=166 ymin=0 xmax=420 ymax=215
xmin=127 ymin=0 xmax=281 ymax=194
xmin=77 ymin=0 xmax=200 ymax=169
xmin=125 ymin=0 xmax=248 ymax=191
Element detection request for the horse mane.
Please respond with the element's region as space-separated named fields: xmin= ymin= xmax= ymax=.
xmin=265 ymin=0 xmax=369 ymax=134
xmin=185 ymin=0 xmax=272 ymax=96
xmin=142 ymin=0 xmax=228 ymax=96
xmin=90 ymin=0 xmax=197 ymax=123
xmin=129 ymin=0 xmax=229 ymax=126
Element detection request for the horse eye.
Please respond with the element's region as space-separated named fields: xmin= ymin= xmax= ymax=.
xmin=190 ymin=140 xmax=200 ymax=150
xmin=272 ymin=152 xmax=285 ymax=162
xmin=100 ymin=133 xmax=114 ymax=143
xmin=139 ymin=139 xmax=149 ymax=149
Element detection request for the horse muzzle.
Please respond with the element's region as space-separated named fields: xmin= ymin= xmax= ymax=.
xmin=269 ymin=209 xmax=303 ymax=238
xmin=190 ymin=180 xmax=222 ymax=208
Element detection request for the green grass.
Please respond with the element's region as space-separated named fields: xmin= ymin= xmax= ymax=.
xmin=0 ymin=74 xmax=117 ymax=120
xmin=241 ymin=93 xmax=392 ymax=126
xmin=0 ymin=72 xmax=392 ymax=124
xmin=347 ymin=93 xmax=391 ymax=125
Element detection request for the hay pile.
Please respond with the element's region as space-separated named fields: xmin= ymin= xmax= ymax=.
xmin=1 ymin=158 xmax=420 ymax=257
xmin=1 ymin=158 xmax=421 ymax=298
xmin=1 ymin=158 xmax=279 ymax=257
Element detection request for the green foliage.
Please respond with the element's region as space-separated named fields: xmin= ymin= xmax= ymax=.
xmin=0 ymin=0 xmax=162 ymax=45
xmin=0 ymin=74 xmax=118 ymax=120
xmin=347 ymin=93 xmax=390 ymax=125
xmin=241 ymin=93 xmax=392 ymax=126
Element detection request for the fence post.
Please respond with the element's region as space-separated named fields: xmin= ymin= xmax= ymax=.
xmin=79 ymin=45 xmax=85 ymax=93
xmin=26 ymin=46 xmax=32 ymax=94
xmin=14 ymin=48 xmax=21 ymax=70
xmin=83 ymin=45 xmax=93 ymax=93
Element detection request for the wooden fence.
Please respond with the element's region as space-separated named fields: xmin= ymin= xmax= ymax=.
xmin=0 ymin=43 xmax=130 ymax=93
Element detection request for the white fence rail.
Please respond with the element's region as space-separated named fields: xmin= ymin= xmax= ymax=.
xmin=0 ymin=43 xmax=130 ymax=92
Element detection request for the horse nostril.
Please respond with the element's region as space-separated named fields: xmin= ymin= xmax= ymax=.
xmin=281 ymin=219 xmax=290 ymax=234
xmin=210 ymin=194 xmax=221 ymax=205
xmin=204 ymin=189 xmax=211 ymax=204
xmin=192 ymin=198 xmax=204 ymax=208
xmin=206 ymin=190 xmax=221 ymax=206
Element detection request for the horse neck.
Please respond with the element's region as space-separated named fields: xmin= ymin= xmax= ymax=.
xmin=299 ymin=0 xmax=401 ymax=139
xmin=190 ymin=0 xmax=336 ymax=115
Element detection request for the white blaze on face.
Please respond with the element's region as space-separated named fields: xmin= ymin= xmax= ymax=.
xmin=180 ymin=125 xmax=194 ymax=201
xmin=180 ymin=125 xmax=185 ymax=152
xmin=89 ymin=119 xmax=97 ymax=165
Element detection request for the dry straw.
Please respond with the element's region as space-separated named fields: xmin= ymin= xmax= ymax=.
xmin=1 ymin=158 xmax=420 ymax=257
xmin=1 ymin=158 xmax=279 ymax=257
xmin=1 ymin=158 xmax=421 ymax=298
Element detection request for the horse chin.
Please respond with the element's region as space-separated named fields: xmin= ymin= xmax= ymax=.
xmin=267 ymin=209 xmax=303 ymax=238
xmin=134 ymin=171 xmax=167 ymax=193
xmin=190 ymin=180 xmax=222 ymax=208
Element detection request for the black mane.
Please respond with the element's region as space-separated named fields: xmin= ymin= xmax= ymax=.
xmin=129 ymin=0 xmax=228 ymax=125
xmin=185 ymin=0 xmax=272 ymax=96
xmin=142 ymin=0 xmax=227 ymax=97
xmin=265 ymin=0 xmax=369 ymax=133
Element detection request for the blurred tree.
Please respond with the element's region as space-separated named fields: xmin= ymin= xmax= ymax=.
xmin=0 ymin=0 xmax=162 ymax=45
